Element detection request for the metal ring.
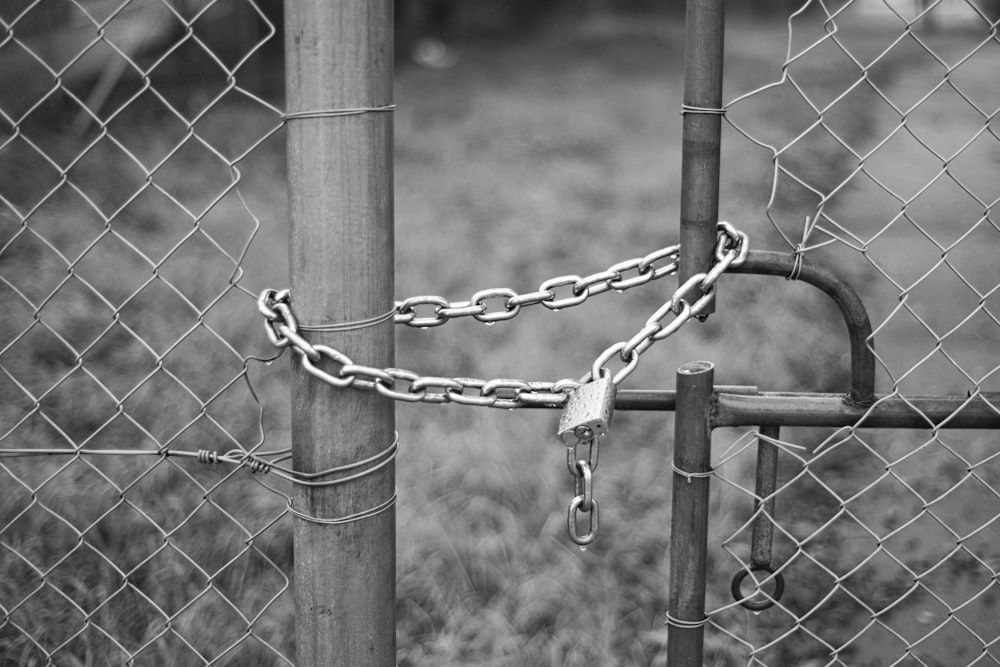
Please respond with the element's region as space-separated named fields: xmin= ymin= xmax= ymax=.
xmin=282 ymin=326 xmax=321 ymax=362
xmin=481 ymin=378 xmax=531 ymax=400
xmin=606 ymin=258 xmax=653 ymax=291
xmin=573 ymin=461 xmax=593 ymax=512
xmin=300 ymin=344 xmax=356 ymax=388
xmin=671 ymin=273 xmax=710 ymax=315
xmin=445 ymin=386 xmax=497 ymax=407
xmin=591 ymin=343 xmax=640 ymax=386
xmin=257 ymin=289 xmax=281 ymax=319
xmin=637 ymin=245 xmax=680 ymax=276
xmin=396 ymin=295 xmax=450 ymax=328
xmin=730 ymin=564 xmax=785 ymax=611
xmin=567 ymin=496 xmax=599 ymax=546
xmin=471 ymin=288 xmax=520 ymax=323
xmin=573 ymin=268 xmax=622 ymax=297
xmin=539 ymin=275 xmax=588 ymax=310
xmin=566 ymin=437 xmax=599 ymax=475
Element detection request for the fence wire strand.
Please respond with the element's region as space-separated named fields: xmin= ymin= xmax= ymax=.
xmin=709 ymin=1 xmax=1000 ymax=664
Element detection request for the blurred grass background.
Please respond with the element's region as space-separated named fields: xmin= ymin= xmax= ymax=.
xmin=1 ymin=1 xmax=999 ymax=665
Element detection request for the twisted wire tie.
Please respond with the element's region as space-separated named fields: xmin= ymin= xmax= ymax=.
xmin=787 ymin=244 xmax=805 ymax=281
xmin=197 ymin=449 xmax=271 ymax=473
xmin=194 ymin=434 xmax=398 ymax=487
xmin=788 ymin=215 xmax=814 ymax=281
xmin=672 ymin=462 xmax=714 ymax=483
xmin=246 ymin=458 xmax=272 ymax=474
xmin=664 ymin=612 xmax=711 ymax=628
xmin=680 ymin=104 xmax=727 ymax=116
xmin=197 ymin=450 xmax=220 ymax=464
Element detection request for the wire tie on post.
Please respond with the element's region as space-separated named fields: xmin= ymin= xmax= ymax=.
xmin=283 ymin=433 xmax=400 ymax=524
xmin=680 ymin=104 xmax=727 ymax=116
xmin=671 ymin=462 xmax=714 ymax=484
xmin=288 ymin=432 xmax=399 ymax=485
xmin=282 ymin=104 xmax=396 ymax=122
xmin=297 ymin=307 xmax=396 ymax=333
xmin=788 ymin=215 xmax=815 ymax=281
xmin=787 ymin=244 xmax=805 ymax=281
xmin=664 ymin=612 xmax=711 ymax=628
xmin=287 ymin=492 xmax=397 ymax=526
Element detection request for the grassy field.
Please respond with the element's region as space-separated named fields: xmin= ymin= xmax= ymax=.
xmin=1 ymin=4 xmax=999 ymax=666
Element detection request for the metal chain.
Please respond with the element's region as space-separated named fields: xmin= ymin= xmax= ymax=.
xmin=566 ymin=435 xmax=600 ymax=546
xmin=258 ymin=222 xmax=749 ymax=409
xmin=395 ymin=245 xmax=681 ymax=327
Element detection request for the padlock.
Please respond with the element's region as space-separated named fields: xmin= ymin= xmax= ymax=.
xmin=557 ymin=370 xmax=616 ymax=446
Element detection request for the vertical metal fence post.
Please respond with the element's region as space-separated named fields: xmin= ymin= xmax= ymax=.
xmin=751 ymin=425 xmax=780 ymax=569
xmin=668 ymin=361 xmax=715 ymax=665
xmin=284 ymin=2 xmax=395 ymax=665
xmin=679 ymin=0 xmax=725 ymax=315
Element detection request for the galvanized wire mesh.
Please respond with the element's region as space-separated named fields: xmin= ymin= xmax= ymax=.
xmin=5 ymin=1 xmax=1000 ymax=664
xmin=708 ymin=1 xmax=1000 ymax=664
xmin=0 ymin=1 xmax=295 ymax=663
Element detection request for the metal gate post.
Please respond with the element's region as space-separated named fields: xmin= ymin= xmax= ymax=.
xmin=667 ymin=361 xmax=716 ymax=665
xmin=284 ymin=1 xmax=396 ymax=665
xmin=679 ymin=0 xmax=726 ymax=315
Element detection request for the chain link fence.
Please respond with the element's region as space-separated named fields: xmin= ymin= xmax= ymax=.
xmin=0 ymin=1 xmax=295 ymax=663
xmin=705 ymin=1 xmax=1000 ymax=664
xmin=3 ymin=1 xmax=1000 ymax=665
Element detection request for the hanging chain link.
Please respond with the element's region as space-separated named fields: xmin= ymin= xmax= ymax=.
xmin=258 ymin=222 xmax=748 ymax=408
xmin=566 ymin=434 xmax=601 ymax=546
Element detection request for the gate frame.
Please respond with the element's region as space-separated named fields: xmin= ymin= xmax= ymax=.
xmin=280 ymin=1 xmax=1000 ymax=664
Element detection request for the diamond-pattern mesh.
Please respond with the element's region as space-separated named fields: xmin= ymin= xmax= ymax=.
xmin=5 ymin=1 xmax=1000 ymax=664
xmin=0 ymin=1 xmax=293 ymax=663
xmin=708 ymin=1 xmax=1000 ymax=664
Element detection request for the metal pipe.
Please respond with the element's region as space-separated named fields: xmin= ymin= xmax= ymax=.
xmin=667 ymin=360 xmax=716 ymax=665
xmin=714 ymin=391 xmax=1000 ymax=429
xmin=563 ymin=388 xmax=1000 ymax=434
xmin=679 ymin=0 xmax=726 ymax=316
xmin=751 ymin=425 xmax=779 ymax=569
xmin=612 ymin=385 xmax=757 ymax=411
xmin=729 ymin=250 xmax=876 ymax=407
xmin=726 ymin=423 xmax=785 ymax=612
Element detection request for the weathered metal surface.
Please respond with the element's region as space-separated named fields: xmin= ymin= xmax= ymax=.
xmin=729 ymin=250 xmax=876 ymax=407
xmin=668 ymin=360 xmax=716 ymax=666
xmin=679 ymin=0 xmax=726 ymax=316
xmin=714 ymin=391 xmax=1000 ymax=429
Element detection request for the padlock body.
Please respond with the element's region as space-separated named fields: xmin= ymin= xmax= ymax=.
xmin=558 ymin=373 xmax=616 ymax=445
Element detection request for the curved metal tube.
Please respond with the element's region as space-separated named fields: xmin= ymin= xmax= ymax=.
xmin=728 ymin=250 xmax=876 ymax=407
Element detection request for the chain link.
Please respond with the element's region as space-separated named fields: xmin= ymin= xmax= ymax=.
xmin=258 ymin=223 xmax=748 ymax=408
xmin=394 ymin=244 xmax=681 ymax=327
xmin=566 ymin=433 xmax=601 ymax=545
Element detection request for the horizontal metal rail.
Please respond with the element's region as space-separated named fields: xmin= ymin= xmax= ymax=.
xmin=714 ymin=391 xmax=1000 ymax=429
xmin=606 ymin=389 xmax=1000 ymax=430
xmin=613 ymin=386 xmax=756 ymax=411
